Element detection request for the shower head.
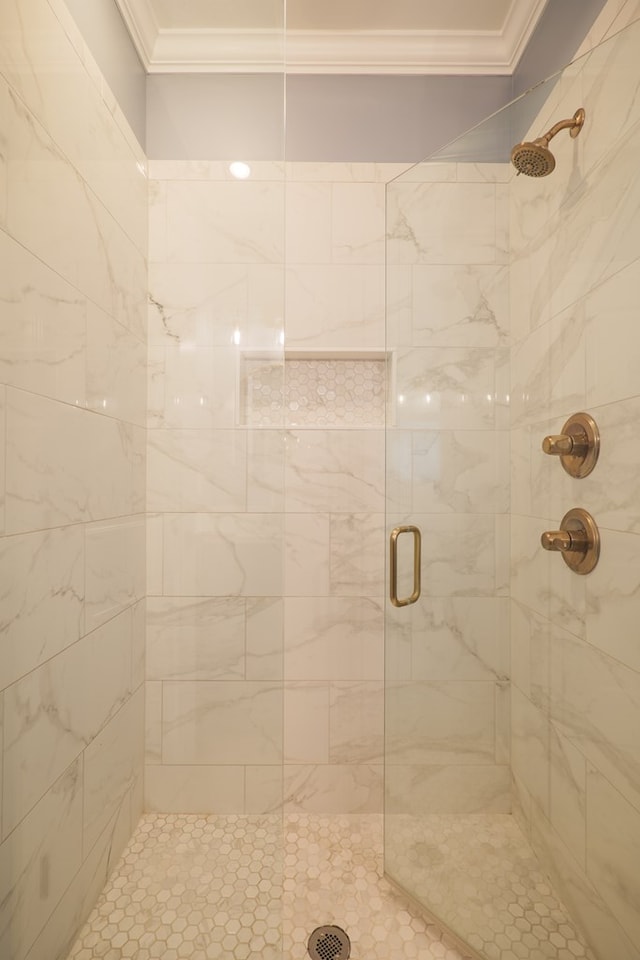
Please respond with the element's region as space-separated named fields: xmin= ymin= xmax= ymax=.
xmin=511 ymin=107 xmax=585 ymax=177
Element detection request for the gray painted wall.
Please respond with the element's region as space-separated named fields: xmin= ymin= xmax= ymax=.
xmin=67 ymin=0 xmax=606 ymax=161
xmin=64 ymin=0 xmax=146 ymax=146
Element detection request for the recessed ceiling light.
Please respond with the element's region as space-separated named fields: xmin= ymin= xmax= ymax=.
xmin=229 ymin=161 xmax=251 ymax=180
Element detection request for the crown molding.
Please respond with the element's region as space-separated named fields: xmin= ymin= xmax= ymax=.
xmin=116 ymin=0 xmax=548 ymax=75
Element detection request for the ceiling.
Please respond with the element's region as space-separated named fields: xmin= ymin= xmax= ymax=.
xmin=115 ymin=0 xmax=550 ymax=74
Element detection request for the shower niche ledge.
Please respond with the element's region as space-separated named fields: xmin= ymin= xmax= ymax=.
xmin=239 ymin=349 xmax=386 ymax=428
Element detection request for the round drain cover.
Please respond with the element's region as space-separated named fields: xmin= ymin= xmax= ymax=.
xmin=308 ymin=925 xmax=351 ymax=960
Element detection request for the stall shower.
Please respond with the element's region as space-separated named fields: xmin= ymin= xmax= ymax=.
xmin=1 ymin=2 xmax=640 ymax=960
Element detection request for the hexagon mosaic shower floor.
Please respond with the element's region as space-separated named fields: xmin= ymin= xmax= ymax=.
xmin=66 ymin=813 xmax=594 ymax=960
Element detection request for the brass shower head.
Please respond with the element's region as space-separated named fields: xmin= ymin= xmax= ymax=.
xmin=511 ymin=107 xmax=585 ymax=177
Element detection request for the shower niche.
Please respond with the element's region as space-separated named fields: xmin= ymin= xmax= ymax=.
xmin=239 ymin=351 xmax=386 ymax=428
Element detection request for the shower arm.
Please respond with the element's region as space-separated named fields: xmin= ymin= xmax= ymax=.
xmin=537 ymin=109 xmax=585 ymax=146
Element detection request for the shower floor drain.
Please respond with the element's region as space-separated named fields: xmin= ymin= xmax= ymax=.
xmin=308 ymin=925 xmax=351 ymax=960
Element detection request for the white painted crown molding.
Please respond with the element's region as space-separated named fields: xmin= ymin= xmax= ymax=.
xmin=115 ymin=0 xmax=549 ymax=74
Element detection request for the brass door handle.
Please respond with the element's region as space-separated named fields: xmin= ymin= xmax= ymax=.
xmin=390 ymin=525 xmax=421 ymax=607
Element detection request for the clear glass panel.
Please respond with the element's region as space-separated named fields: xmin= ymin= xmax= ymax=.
xmin=384 ymin=17 xmax=640 ymax=960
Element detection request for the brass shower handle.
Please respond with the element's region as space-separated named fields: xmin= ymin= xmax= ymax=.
xmin=541 ymin=412 xmax=600 ymax=478
xmin=390 ymin=525 xmax=421 ymax=607
xmin=540 ymin=508 xmax=600 ymax=574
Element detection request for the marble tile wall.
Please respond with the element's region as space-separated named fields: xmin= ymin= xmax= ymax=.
xmin=509 ymin=16 xmax=640 ymax=959
xmin=146 ymin=161 xmax=394 ymax=814
xmin=385 ymin=161 xmax=512 ymax=818
xmin=0 ymin=1 xmax=147 ymax=959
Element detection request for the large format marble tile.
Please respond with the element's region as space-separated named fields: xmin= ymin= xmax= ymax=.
xmin=285 ymin=181 xmax=331 ymax=264
xmin=329 ymin=681 xmax=384 ymax=764
xmin=146 ymin=597 xmax=245 ymax=681
xmin=2 ymin=610 xmax=133 ymax=837
xmin=84 ymin=517 xmax=145 ymax=633
xmin=246 ymin=597 xmax=284 ymax=681
xmin=411 ymin=430 xmax=509 ymax=514
xmin=413 ymin=513 xmax=499 ymax=597
xmin=0 ymin=757 xmax=83 ymax=960
xmin=549 ymin=726 xmax=587 ymax=869
xmin=329 ymin=512 xmax=385 ymax=596
xmin=283 ymin=764 xmax=382 ymax=813
xmin=144 ymin=764 xmax=245 ymax=814
xmin=385 ymin=681 xmax=497 ymax=764
xmin=550 ymin=625 xmax=640 ymax=813
xmin=331 ymin=181 xmax=385 ymax=264
xmin=410 ymin=264 xmax=509 ymax=348
xmin=285 ymin=264 xmax=384 ymax=349
xmin=86 ymin=303 xmax=146 ymax=427
xmin=0 ymin=232 xmax=86 ymax=406
xmin=284 ymin=597 xmax=383 ymax=681
xmin=0 ymin=525 xmax=84 ymax=690
xmin=147 ymin=343 xmax=239 ymax=429
xmin=5 ymin=390 xmax=138 ymax=533
xmin=511 ymin=685 xmax=550 ymax=817
xmin=147 ymin=428 xmax=247 ymax=513
xmin=585 ymin=526 xmax=640 ymax=674
xmin=393 ymin=346 xmax=505 ymax=431
xmin=284 ymin=513 xmax=330 ymax=597
xmin=164 ymin=180 xmax=284 ymax=264
xmin=162 ymin=681 xmax=282 ymax=765
xmin=385 ymin=763 xmax=511 ymax=815
xmin=586 ymin=767 xmax=640 ymax=947
xmin=162 ymin=513 xmax=283 ymax=597
xmin=284 ymin=682 xmax=330 ymax=763
xmin=284 ymin=429 xmax=384 ymax=513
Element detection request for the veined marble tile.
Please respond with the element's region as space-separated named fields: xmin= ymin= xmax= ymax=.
xmin=147 ymin=428 xmax=247 ymax=513
xmin=5 ymin=391 xmax=138 ymax=533
xmin=148 ymin=262 xmax=284 ymax=351
xmin=586 ymin=766 xmax=640 ymax=946
xmin=145 ymin=680 xmax=162 ymax=764
xmin=411 ymin=430 xmax=509 ymax=514
xmin=146 ymin=597 xmax=245 ymax=680
xmin=147 ymin=343 xmax=238 ymax=429
xmin=83 ymin=688 xmax=144 ymax=854
xmin=86 ymin=303 xmax=146 ymax=427
xmin=511 ymin=513 xmax=552 ymax=618
xmin=511 ymin=686 xmax=550 ymax=817
xmin=385 ymin=264 xmax=412 ymax=349
xmin=85 ymin=517 xmax=145 ymax=633
xmin=385 ymin=763 xmax=511 ymax=815
xmin=245 ymin=765 xmax=284 ymax=813
xmin=6 ymin=87 xmax=145 ymax=338
xmin=585 ymin=258 xmax=640 ymax=409
xmin=386 ymin=180 xmax=498 ymax=265
xmin=164 ymin=180 xmax=284 ymax=264
xmin=144 ymin=764 xmax=245 ymax=814
xmin=284 ymin=597 xmax=383 ymax=681
xmin=0 ymin=78 xmax=7 ymax=227
xmin=3 ymin=609 xmax=133 ymax=837
xmin=531 ymin=799 xmax=639 ymax=960
xmin=385 ymin=681 xmax=497 ymax=764
xmin=0 ymin=525 xmax=84 ymax=691
xmin=284 ymin=683 xmax=329 ymax=763
xmin=162 ymin=681 xmax=282 ymax=765
xmin=409 ymin=597 xmax=510 ymax=683
xmin=284 ymin=514 xmax=330 ymax=597
xmin=283 ymin=763 xmax=382 ymax=814
xmin=410 ymin=264 xmax=509 ymax=349
xmin=0 ymin=231 xmax=85 ymax=406
xmin=146 ymin=513 xmax=163 ymax=596
xmin=331 ymin=182 xmax=385 ymax=264
xmin=247 ymin=429 xmax=285 ymax=512
xmin=131 ymin=599 xmax=145 ymax=692
xmin=285 ymin=181 xmax=331 ymax=264
xmin=549 ymin=725 xmax=587 ymax=869
xmin=393 ymin=346 xmax=504 ymax=431
xmin=585 ymin=527 xmax=640 ymax=674
xmin=284 ymin=429 xmax=384 ymax=513
xmin=510 ymin=600 xmax=550 ymax=710
xmin=415 ymin=513 xmax=498 ymax=597
xmin=23 ymin=791 xmax=135 ymax=960
xmin=246 ymin=597 xmax=283 ymax=681
xmin=509 ymin=323 xmax=551 ymax=427
xmin=285 ymin=265 xmax=384 ymax=350
xmin=329 ymin=512 xmax=385 ymax=597
xmin=550 ymin=624 xmax=640 ymax=814
xmin=0 ymin=757 xmax=83 ymax=960
xmin=162 ymin=513 xmax=283 ymax=597
xmin=329 ymin=681 xmax=383 ymax=764
xmin=0 ymin=389 xmax=4 ymax=532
